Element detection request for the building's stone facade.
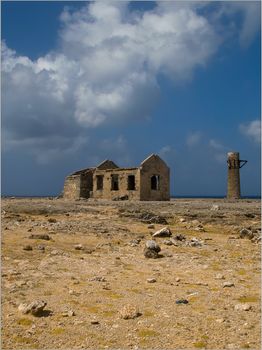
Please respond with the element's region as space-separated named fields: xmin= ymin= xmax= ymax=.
xmin=63 ymin=154 xmax=170 ymax=201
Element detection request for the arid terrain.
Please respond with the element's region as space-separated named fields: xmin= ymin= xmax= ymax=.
xmin=1 ymin=197 xmax=261 ymax=350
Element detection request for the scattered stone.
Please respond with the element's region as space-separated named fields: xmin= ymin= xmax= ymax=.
xmin=50 ymin=250 xmax=59 ymax=255
xmin=90 ymin=320 xmax=100 ymax=325
xmin=223 ymin=282 xmax=235 ymax=288
xmin=187 ymin=237 xmax=203 ymax=247
xmin=144 ymin=249 xmax=159 ymax=259
xmin=48 ymin=218 xmax=57 ymax=223
xmin=147 ymin=278 xmax=157 ymax=283
xmin=145 ymin=240 xmax=161 ymax=252
xmin=234 ymin=303 xmax=252 ymax=311
xmin=139 ymin=212 xmax=168 ymax=225
xmin=179 ymin=218 xmax=186 ymax=223
xmin=211 ymin=205 xmax=219 ymax=211
xmin=215 ymin=274 xmax=225 ymax=280
xmin=74 ymin=244 xmax=83 ymax=250
xmin=23 ymin=245 xmax=33 ymax=251
xmin=119 ymin=304 xmax=141 ymax=319
xmin=144 ymin=240 xmax=161 ymax=259
xmin=37 ymin=245 xmax=45 ymax=251
xmin=148 ymin=224 xmax=155 ymax=229
xmin=175 ymin=277 xmax=181 ymax=282
xmin=62 ymin=310 xmax=75 ymax=317
xmin=175 ymin=299 xmax=189 ymax=304
xmin=29 ymin=234 xmax=50 ymax=241
xmin=239 ymin=228 xmax=254 ymax=240
xmin=173 ymin=234 xmax=186 ymax=241
xmin=18 ymin=300 xmax=47 ymax=316
xmin=152 ymin=227 xmax=172 ymax=238
xmin=90 ymin=276 xmax=107 ymax=282
xmin=163 ymin=239 xmax=173 ymax=245
xmin=129 ymin=239 xmax=141 ymax=247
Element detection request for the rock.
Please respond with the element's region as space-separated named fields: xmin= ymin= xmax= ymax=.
xmin=119 ymin=304 xmax=141 ymax=319
xmin=144 ymin=249 xmax=159 ymax=259
xmin=163 ymin=239 xmax=173 ymax=246
xmin=139 ymin=212 xmax=168 ymax=225
xmin=175 ymin=299 xmax=189 ymax=304
xmin=211 ymin=205 xmax=219 ymax=211
xmin=74 ymin=244 xmax=83 ymax=250
xmin=147 ymin=278 xmax=157 ymax=283
xmin=223 ymin=282 xmax=235 ymax=288
xmin=173 ymin=234 xmax=186 ymax=241
xmin=152 ymin=227 xmax=172 ymax=238
xmin=62 ymin=310 xmax=75 ymax=317
xmin=90 ymin=320 xmax=100 ymax=325
xmin=175 ymin=277 xmax=181 ymax=282
xmin=234 ymin=303 xmax=251 ymax=311
xmin=129 ymin=239 xmax=141 ymax=247
xmin=37 ymin=245 xmax=45 ymax=251
xmin=18 ymin=300 xmax=47 ymax=316
xmin=47 ymin=218 xmax=57 ymax=223
xmin=239 ymin=228 xmax=254 ymax=240
xmin=179 ymin=218 xmax=186 ymax=223
xmin=215 ymin=273 xmax=225 ymax=280
xmin=90 ymin=276 xmax=106 ymax=282
xmin=29 ymin=234 xmax=50 ymax=241
xmin=187 ymin=237 xmax=203 ymax=247
xmin=23 ymin=245 xmax=33 ymax=251
xmin=148 ymin=224 xmax=155 ymax=229
xmin=145 ymin=240 xmax=161 ymax=252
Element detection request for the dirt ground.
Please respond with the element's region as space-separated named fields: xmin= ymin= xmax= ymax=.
xmin=1 ymin=197 xmax=261 ymax=350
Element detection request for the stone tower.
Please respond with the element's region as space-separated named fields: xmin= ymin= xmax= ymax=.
xmin=227 ymin=152 xmax=247 ymax=199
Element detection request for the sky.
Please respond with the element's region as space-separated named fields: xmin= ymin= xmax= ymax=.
xmin=1 ymin=1 xmax=261 ymax=197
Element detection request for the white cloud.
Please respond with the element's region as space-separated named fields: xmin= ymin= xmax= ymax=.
xmin=209 ymin=139 xmax=226 ymax=151
xmin=2 ymin=1 xmax=259 ymax=163
xmin=210 ymin=1 xmax=260 ymax=48
xmin=186 ymin=131 xmax=202 ymax=147
xmin=209 ymin=138 xmax=228 ymax=164
xmin=239 ymin=120 xmax=261 ymax=144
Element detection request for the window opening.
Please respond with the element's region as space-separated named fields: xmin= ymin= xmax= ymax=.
xmin=127 ymin=175 xmax=135 ymax=190
xmin=111 ymin=174 xmax=119 ymax=190
xmin=96 ymin=175 xmax=103 ymax=190
xmin=151 ymin=175 xmax=160 ymax=190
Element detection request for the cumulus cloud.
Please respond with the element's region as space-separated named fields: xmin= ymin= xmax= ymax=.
xmin=239 ymin=120 xmax=261 ymax=144
xmin=2 ymin=1 xmax=259 ymax=163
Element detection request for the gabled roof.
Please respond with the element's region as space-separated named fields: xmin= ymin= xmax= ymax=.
xmin=140 ymin=154 xmax=158 ymax=165
xmin=140 ymin=154 xmax=168 ymax=168
xmin=96 ymin=159 xmax=119 ymax=170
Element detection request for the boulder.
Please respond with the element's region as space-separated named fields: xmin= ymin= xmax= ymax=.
xmin=18 ymin=300 xmax=47 ymax=316
xmin=152 ymin=227 xmax=172 ymax=238
xmin=145 ymin=240 xmax=161 ymax=252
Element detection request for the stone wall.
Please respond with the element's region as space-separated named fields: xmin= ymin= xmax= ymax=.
xmin=92 ymin=168 xmax=141 ymax=200
xmin=140 ymin=155 xmax=170 ymax=201
xmin=63 ymin=175 xmax=81 ymax=200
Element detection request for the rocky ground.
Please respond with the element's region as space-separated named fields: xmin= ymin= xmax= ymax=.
xmin=1 ymin=197 xmax=261 ymax=350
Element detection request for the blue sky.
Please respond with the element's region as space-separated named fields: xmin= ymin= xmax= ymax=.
xmin=2 ymin=1 xmax=261 ymax=197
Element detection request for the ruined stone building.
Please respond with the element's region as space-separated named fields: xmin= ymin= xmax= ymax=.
xmin=63 ymin=154 xmax=170 ymax=201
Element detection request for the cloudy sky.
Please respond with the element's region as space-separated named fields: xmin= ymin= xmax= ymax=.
xmin=2 ymin=1 xmax=261 ymax=197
